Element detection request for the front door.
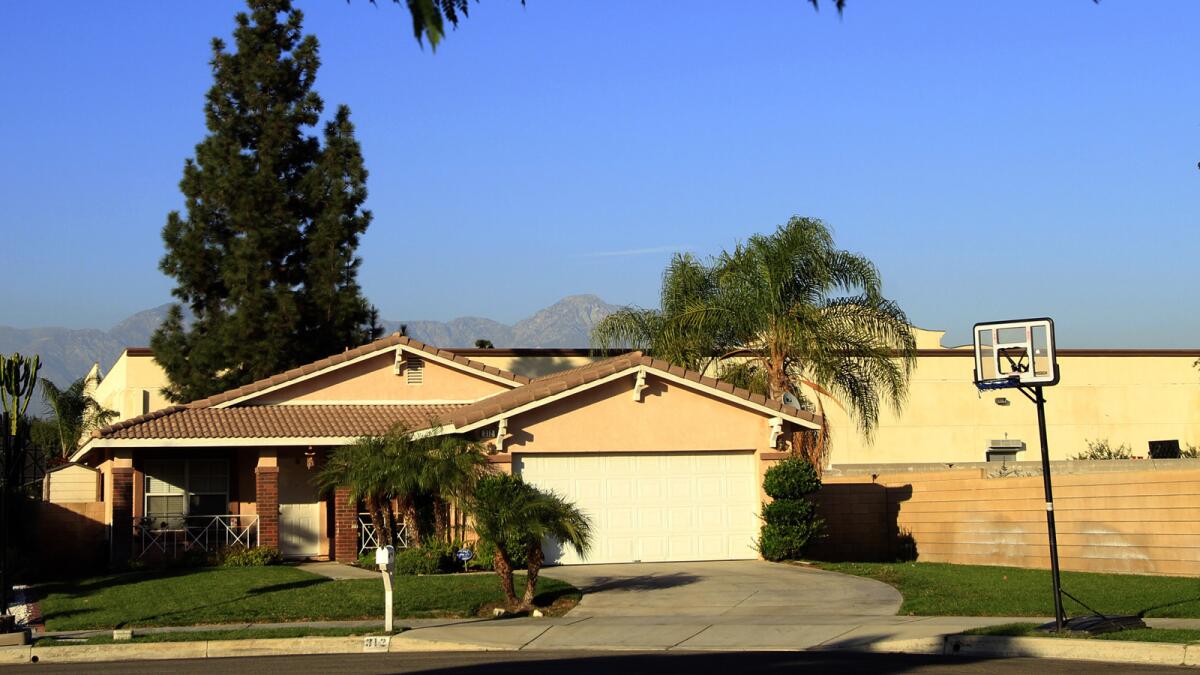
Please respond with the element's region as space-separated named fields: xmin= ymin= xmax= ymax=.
xmin=278 ymin=452 xmax=321 ymax=558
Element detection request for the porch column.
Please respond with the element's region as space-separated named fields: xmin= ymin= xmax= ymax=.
xmin=333 ymin=487 xmax=357 ymax=562
xmin=110 ymin=453 xmax=135 ymax=566
xmin=255 ymin=450 xmax=279 ymax=549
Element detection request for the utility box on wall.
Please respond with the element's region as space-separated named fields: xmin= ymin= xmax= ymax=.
xmin=986 ymin=439 xmax=1026 ymax=463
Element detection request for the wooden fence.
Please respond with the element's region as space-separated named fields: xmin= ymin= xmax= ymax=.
xmin=809 ymin=467 xmax=1200 ymax=576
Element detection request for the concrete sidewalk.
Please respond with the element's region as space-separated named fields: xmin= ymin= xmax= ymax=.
xmin=393 ymin=614 xmax=1023 ymax=651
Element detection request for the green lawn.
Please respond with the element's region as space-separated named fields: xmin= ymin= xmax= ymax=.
xmin=816 ymin=562 xmax=1200 ymax=618
xmin=38 ymin=566 xmax=579 ymax=631
xmin=966 ymin=622 xmax=1200 ymax=644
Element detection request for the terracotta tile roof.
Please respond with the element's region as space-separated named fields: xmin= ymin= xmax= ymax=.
xmin=89 ymin=334 xmax=526 ymax=443
xmin=189 ymin=333 xmax=530 ymax=409
xmin=448 ymin=352 xmax=822 ymax=429
xmin=97 ymin=404 xmax=463 ymax=440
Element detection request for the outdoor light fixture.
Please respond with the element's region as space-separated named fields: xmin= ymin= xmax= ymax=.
xmin=994 ymin=397 xmax=1011 ymax=406
xmin=304 ymin=448 xmax=316 ymax=470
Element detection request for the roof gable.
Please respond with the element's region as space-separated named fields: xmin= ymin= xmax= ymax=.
xmin=448 ymin=352 xmax=822 ymax=431
xmin=194 ymin=334 xmax=530 ymax=408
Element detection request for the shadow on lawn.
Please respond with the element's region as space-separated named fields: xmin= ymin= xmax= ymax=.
xmin=1137 ymin=595 xmax=1200 ymax=618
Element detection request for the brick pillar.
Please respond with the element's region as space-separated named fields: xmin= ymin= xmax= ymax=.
xmin=255 ymin=465 xmax=279 ymax=549
xmin=110 ymin=467 xmax=135 ymax=566
xmin=333 ymin=487 xmax=358 ymax=562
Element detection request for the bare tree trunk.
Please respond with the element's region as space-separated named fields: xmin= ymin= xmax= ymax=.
xmin=433 ymin=498 xmax=447 ymax=544
xmin=381 ymin=498 xmax=397 ymax=545
xmin=492 ymin=547 xmax=518 ymax=608
xmin=402 ymin=499 xmax=420 ymax=546
xmin=364 ymin=495 xmax=387 ymax=551
xmin=520 ymin=544 xmax=545 ymax=610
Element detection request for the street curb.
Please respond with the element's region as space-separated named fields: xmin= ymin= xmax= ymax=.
xmin=0 ymin=634 xmax=507 ymax=665
xmin=854 ymin=634 xmax=1200 ymax=668
xmin=4 ymin=631 xmax=1199 ymax=666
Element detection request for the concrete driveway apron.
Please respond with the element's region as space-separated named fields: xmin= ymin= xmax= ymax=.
xmin=544 ymin=560 xmax=902 ymax=619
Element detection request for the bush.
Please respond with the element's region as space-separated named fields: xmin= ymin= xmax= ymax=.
xmin=762 ymin=457 xmax=821 ymax=500
xmin=758 ymin=456 xmax=823 ymax=562
xmin=393 ymin=543 xmax=459 ymax=575
xmin=219 ymin=545 xmax=282 ymax=567
xmin=466 ymin=537 xmax=528 ymax=571
xmin=1073 ymin=438 xmax=1133 ymax=460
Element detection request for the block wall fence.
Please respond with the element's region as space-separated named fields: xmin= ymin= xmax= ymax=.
xmin=806 ymin=463 xmax=1200 ymax=576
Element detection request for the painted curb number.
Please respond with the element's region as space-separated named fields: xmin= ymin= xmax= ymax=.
xmin=363 ymin=636 xmax=391 ymax=653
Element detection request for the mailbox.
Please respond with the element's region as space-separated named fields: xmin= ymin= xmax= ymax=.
xmin=375 ymin=545 xmax=395 ymax=570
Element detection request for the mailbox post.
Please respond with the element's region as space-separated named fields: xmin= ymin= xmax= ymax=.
xmin=375 ymin=545 xmax=395 ymax=633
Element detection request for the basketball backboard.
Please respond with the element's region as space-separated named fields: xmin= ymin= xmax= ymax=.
xmin=973 ymin=318 xmax=1058 ymax=390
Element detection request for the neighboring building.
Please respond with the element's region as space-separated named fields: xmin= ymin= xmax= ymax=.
xmin=88 ymin=348 xmax=174 ymax=422
xmin=73 ymin=335 xmax=819 ymax=566
xmin=820 ymin=328 xmax=1200 ymax=466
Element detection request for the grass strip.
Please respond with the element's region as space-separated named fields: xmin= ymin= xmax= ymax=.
xmin=816 ymin=561 xmax=1200 ymax=618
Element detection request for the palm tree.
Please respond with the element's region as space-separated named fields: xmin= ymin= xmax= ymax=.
xmin=517 ymin=487 xmax=591 ymax=610
xmin=592 ymin=253 xmax=726 ymax=373
xmin=466 ymin=473 xmax=592 ymax=610
xmin=418 ymin=432 xmax=489 ymax=544
xmin=592 ymin=217 xmax=916 ymax=467
xmin=467 ymin=473 xmax=527 ymax=606
xmin=40 ymin=373 xmax=117 ymax=459
xmin=316 ymin=435 xmax=403 ymax=546
xmin=318 ymin=426 xmax=488 ymax=549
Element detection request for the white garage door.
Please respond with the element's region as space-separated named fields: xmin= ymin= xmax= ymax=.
xmin=515 ymin=452 xmax=759 ymax=565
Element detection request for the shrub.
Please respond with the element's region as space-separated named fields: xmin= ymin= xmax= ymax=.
xmin=762 ymin=457 xmax=821 ymax=500
xmin=758 ymin=456 xmax=823 ymax=562
xmin=465 ymin=537 xmax=528 ymax=571
xmin=393 ymin=543 xmax=459 ymax=575
xmin=1073 ymin=438 xmax=1133 ymax=460
xmin=219 ymin=545 xmax=282 ymax=567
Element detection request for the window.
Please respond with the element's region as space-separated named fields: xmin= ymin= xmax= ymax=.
xmin=143 ymin=459 xmax=229 ymax=527
xmin=406 ymin=357 xmax=424 ymax=385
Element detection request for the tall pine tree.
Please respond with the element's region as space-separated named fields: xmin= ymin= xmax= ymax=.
xmin=154 ymin=0 xmax=379 ymax=403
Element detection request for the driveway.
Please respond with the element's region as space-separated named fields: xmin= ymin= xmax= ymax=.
xmin=543 ymin=560 xmax=902 ymax=620
xmin=396 ymin=561 xmax=1027 ymax=651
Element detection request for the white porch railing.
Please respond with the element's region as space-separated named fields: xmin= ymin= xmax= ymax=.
xmin=137 ymin=514 xmax=259 ymax=559
xmin=357 ymin=513 xmax=409 ymax=556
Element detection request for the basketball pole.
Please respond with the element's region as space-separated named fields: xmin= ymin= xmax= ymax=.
xmin=1033 ymin=385 xmax=1067 ymax=631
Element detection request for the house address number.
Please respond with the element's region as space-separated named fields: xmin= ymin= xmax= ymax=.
xmin=363 ymin=636 xmax=391 ymax=652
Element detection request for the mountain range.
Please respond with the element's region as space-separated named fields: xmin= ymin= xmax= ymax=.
xmin=0 ymin=294 xmax=621 ymax=391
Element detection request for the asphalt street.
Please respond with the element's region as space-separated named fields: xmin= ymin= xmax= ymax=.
xmin=7 ymin=651 xmax=1196 ymax=674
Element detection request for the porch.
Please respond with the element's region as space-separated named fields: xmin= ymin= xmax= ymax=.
xmin=94 ymin=446 xmax=366 ymax=565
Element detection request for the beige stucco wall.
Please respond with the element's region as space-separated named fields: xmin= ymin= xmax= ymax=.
xmin=501 ymin=373 xmax=776 ymax=455
xmin=253 ymin=352 xmax=510 ymax=404
xmin=91 ymin=350 xmax=173 ymax=422
xmin=822 ymin=352 xmax=1200 ymax=466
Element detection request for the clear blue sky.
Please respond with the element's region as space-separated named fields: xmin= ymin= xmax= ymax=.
xmin=1 ymin=1 xmax=1197 ymax=347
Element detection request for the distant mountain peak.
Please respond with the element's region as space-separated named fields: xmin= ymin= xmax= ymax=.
xmin=0 ymin=295 xmax=623 ymax=389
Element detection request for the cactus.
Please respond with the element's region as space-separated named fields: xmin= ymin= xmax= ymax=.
xmin=0 ymin=353 xmax=40 ymax=437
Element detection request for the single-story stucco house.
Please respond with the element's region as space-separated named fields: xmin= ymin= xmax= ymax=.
xmin=69 ymin=334 xmax=821 ymax=566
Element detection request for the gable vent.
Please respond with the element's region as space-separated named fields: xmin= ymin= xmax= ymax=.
xmin=405 ymin=357 xmax=424 ymax=385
